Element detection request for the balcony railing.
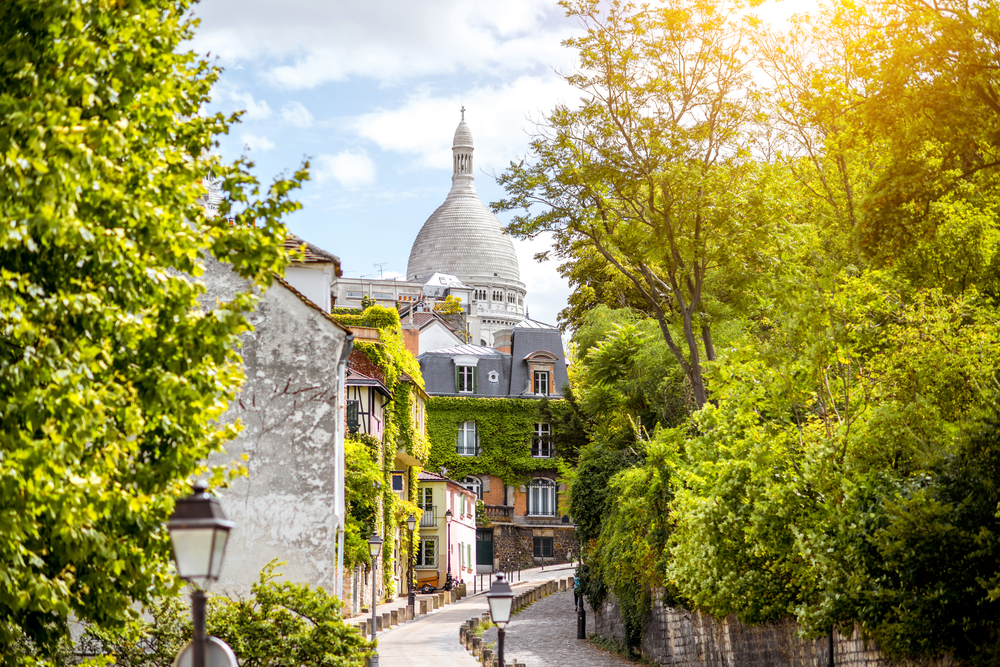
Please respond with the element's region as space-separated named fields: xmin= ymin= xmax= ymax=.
xmin=484 ymin=504 xmax=514 ymax=523
xmin=419 ymin=506 xmax=436 ymax=528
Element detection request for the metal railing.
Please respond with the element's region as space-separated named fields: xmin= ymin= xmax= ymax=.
xmin=484 ymin=504 xmax=513 ymax=523
xmin=419 ymin=506 xmax=436 ymax=527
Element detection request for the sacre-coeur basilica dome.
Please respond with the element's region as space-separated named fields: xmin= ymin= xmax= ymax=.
xmin=406 ymin=111 xmax=527 ymax=343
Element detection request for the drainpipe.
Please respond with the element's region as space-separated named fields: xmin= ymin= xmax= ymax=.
xmin=334 ymin=332 xmax=355 ymax=600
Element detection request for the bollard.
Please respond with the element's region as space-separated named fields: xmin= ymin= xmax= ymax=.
xmin=472 ymin=635 xmax=482 ymax=656
xmin=359 ymin=620 xmax=367 ymax=637
xmin=375 ymin=615 xmax=383 ymax=632
xmin=382 ymin=611 xmax=391 ymax=629
xmin=390 ymin=609 xmax=398 ymax=626
xmin=577 ymin=606 xmax=586 ymax=639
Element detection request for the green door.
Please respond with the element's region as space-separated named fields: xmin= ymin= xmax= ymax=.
xmin=476 ymin=529 xmax=493 ymax=568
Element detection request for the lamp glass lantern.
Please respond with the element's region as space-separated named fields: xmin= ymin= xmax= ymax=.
xmin=406 ymin=513 xmax=417 ymax=532
xmin=368 ymin=533 xmax=383 ymax=559
xmin=487 ymin=572 xmax=515 ymax=627
xmin=167 ymin=481 xmax=234 ymax=589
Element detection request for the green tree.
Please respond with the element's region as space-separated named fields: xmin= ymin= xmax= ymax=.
xmin=495 ymin=0 xmax=790 ymax=408
xmin=0 ymin=0 xmax=305 ymax=658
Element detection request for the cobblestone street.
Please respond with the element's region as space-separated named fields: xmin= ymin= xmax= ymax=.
xmin=480 ymin=589 xmax=634 ymax=667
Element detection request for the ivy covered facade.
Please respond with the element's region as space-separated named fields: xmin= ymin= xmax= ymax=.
xmin=418 ymin=320 xmax=578 ymax=571
xmin=331 ymin=305 xmax=430 ymax=612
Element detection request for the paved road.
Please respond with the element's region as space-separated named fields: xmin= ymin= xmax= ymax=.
xmin=375 ymin=566 xmax=576 ymax=667
xmin=481 ymin=589 xmax=634 ymax=667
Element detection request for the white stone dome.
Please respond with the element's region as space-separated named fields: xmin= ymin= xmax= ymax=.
xmin=406 ymin=116 xmax=521 ymax=285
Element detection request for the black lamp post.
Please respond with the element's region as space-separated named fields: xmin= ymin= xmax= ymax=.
xmin=444 ymin=508 xmax=453 ymax=590
xmin=167 ymin=481 xmax=234 ymax=667
xmin=487 ymin=572 xmax=514 ymax=667
xmin=368 ymin=532 xmax=383 ymax=667
xmin=406 ymin=513 xmax=417 ymax=613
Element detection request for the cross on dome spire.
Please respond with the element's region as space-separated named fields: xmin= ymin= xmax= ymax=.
xmin=461 ymin=105 xmax=465 ymax=121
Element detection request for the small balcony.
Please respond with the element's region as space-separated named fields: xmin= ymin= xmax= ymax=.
xmin=419 ymin=506 xmax=436 ymax=528
xmin=484 ymin=504 xmax=514 ymax=523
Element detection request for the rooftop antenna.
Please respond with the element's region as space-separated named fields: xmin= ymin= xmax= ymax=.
xmin=374 ymin=262 xmax=387 ymax=280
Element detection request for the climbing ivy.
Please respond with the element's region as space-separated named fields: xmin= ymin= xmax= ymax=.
xmin=332 ymin=304 xmax=427 ymax=603
xmin=425 ymin=396 xmax=570 ymax=484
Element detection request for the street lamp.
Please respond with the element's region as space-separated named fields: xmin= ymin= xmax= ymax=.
xmin=406 ymin=513 xmax=417 ymax=614
xmin=444 ymin=508 xmax=453 ymax=590
xmin=167 ymin=481 xmax=234 ymax=667
xmin=487 ymin=572 xmax=514 ymax=667
xmin=368 ymin=532 xmax=383 ymax=667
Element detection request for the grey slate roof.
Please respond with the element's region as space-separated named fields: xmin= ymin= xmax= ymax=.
xmin=418 ymin=346 xmax=512 ymax=398
xmin=418 ymin=324 xmax=568 ymax=399
xmin=508 ymin=327 xmax=569 ymax=398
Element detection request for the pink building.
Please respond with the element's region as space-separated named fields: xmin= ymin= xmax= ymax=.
xmin=415 ymin=471 xmax=477 ymax=589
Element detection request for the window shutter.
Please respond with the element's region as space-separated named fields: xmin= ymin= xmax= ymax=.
xmin=455 ymin=365 xmax=460 ymax=392
xmin=472 ymin=366 xmax=478 ymax=393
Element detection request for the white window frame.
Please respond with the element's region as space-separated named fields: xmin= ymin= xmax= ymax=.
xmin=532 ymin=423 xmax=553 ymax=458
xmin=457 ymin=365 xmax=475 ymax=393
xmin=416 ymin=537 xmax=438 ymax=568
xmin=533 ymin=370 xmax=550 ymax=395
xmin=456 ymin=421 xmax=478 ymax=456
xmin=527 ymin=478 xmax=557 ymax=517
xmin=462 ymin=476 xmax=483 ymax=501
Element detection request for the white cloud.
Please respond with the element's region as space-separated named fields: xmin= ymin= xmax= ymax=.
xmin=240 ymin=133 xmax=276 ymax=152
xmin=220 ymin=87 xmax=272 ymax=120
xmin=281 ymin=101 xmax=314 ymax=128
xmin=315 ymin=150 xmax=377 ymax=189
xmin=351 ymin=75 xmax=576 ymax=172
xmin=188 ymin=0 xmax=576 ymax=88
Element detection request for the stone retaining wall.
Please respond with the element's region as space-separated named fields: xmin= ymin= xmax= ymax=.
xmin=594 ymin=594 xmax=951 ymax=667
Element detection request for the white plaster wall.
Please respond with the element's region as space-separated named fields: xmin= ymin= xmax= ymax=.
xmin=418 ymin=321 xmax=464 ymax=354
xmin=284 ymin=265 xmax=332 ymax=311
xmin=199 ymin=258 xmax=349 ymax=597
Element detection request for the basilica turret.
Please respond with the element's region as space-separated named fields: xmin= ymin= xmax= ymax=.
xmin=406 ymin=110 xmax=527 ymax=345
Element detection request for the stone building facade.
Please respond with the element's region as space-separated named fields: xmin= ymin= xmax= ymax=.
xmin=200 ymin=256 xmax=353 ymax=598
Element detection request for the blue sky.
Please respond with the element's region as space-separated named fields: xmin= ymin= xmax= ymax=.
xmin=188 ymin=0 xmax=583 ymax=327
xmin=187 ymin=0 xmax=807 ymax=327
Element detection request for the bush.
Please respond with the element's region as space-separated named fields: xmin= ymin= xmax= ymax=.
xmin=79 ymin=562 xmax=372 ymax=667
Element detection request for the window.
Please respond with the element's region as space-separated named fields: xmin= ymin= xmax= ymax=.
xmin=487 ymin=370 xmax=499 ymax=383
xmin=493 ymin=290 xmax=502 ymax=302
xmin=417 ymin=487 xmax=434 ymax=515
xmin=346 ymin=400 xmax=360 ymax=434
xmin=416 ymin=538 xmax=437 ymax=567
xmin=457 ymin=365 xmax=475 ymax=393
xmin=373 ymin=292 xmax=394 ymax=300
xmin=532 ymin=423 xmax=552 ymax=458
xmin=527 ymin=478 xmax=557 ymax=516
xmin=533 ymin=371 xmax=550 ymax=395
xmin=462 ymin=476 xmax=483 ymax=501
xmin=533 ymin=536 xmax=553 ymax=558
xmin=456 ymin=421 xmax=478 ymax=456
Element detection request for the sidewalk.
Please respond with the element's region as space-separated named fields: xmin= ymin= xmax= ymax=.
xmin=480 ymin=589 xmax=633 ymax=667
xmin=370 ymin=566 xmax=576 ymax=667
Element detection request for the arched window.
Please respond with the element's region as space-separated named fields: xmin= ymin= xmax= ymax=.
xmin=527 ymin=478 xmax=556 ymax=516
xmin=462 ymin=476 xmax=482 ymax=501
